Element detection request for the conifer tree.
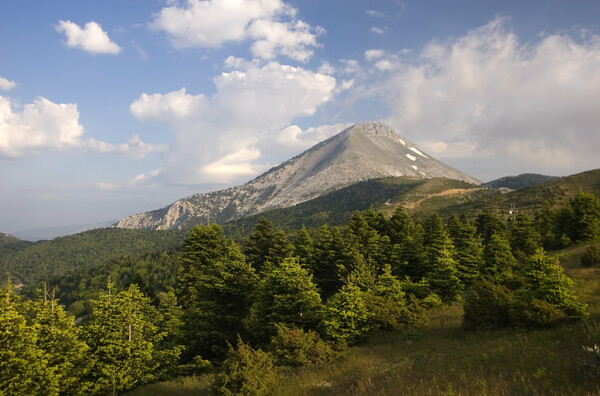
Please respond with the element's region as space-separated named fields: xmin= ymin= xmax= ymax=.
xmin=251 ymin=257 xmax=323 ymax=342
xmin=448 ymin=216 xmax=483 ymax=286
xmin=294 ymin=226 xmax=314 ymax=267
xmin=322 ymin=283 xmax=373 ymax=346
xmin=0 ymin=282 xmax=56 ymax=395
xmin=482 ymin=233 xmax=516 ymax=283
xmin=510 ymin=213 xmax=541 ymax=258
xmin=26 ymin=286 xmax=90 ymax=394
xmin=310 ymin=225 xmax=347 ymax=299
xmin=179 ymin=225 xmax=257 ymax=361
xmin=476 ymin=211 xmax=509 ymax=245
xmin=83 ymin=283 xmax=181 ymax=395
xmin=266 ymin=230 xmax=294 ymax=266
xmin=388 ymin=206 xmax=414 ymax=245
xmin=511 ymin=248 xmax=587 ymax=327
xmin=243 ymin=217 xmax=276 ymax=272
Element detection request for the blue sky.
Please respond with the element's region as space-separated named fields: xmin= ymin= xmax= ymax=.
xmin=1 ymin=0 xmax=600 ymax=234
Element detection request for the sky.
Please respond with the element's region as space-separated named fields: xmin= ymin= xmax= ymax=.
xmin=1 ymin=0 xmax=600 ymax=234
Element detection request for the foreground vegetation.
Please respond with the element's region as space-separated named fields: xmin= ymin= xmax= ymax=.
xmin=130 ymin=245 xmax=600 ymax=395
xmin=2 ymin=184 xmax=600 ymax=395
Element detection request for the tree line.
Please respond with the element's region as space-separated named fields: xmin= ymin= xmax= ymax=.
xmin=2 ymin=191 xmax=599 ymax=395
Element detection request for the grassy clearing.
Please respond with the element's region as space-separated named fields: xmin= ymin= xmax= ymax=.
xmin=131 ymin=242 xmax=600 ymax=395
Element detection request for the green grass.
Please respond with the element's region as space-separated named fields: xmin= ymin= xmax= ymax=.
xmin=130 ymin=242 xmax=600 ymax=395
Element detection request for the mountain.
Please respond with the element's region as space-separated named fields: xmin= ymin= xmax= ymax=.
xmin=116 ymin=122 xmax=480 ymax=231
xmin=483 ymin=173 xmax=559 ymax=191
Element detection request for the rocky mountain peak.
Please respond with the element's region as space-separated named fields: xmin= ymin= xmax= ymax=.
xmin=116 ymin=122 xmax=480 ymax=230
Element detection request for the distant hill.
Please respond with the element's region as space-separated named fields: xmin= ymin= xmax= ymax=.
xmin=116 ymin=122 xmax=480 ymax=231
xmin=439 ymin=169 xmax=600 ymax=220
xmin=0 ymin=228 xmax=185 ymax=285
xmin=483 ymin=173 xmax=559 ymax=190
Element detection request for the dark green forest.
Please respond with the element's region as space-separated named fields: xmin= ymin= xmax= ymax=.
xmin=2 ymin=187 xmax=600 ymax=395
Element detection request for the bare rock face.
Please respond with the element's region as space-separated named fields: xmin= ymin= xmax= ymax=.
xmin=115 ymin=122 xmax=480 ymax=230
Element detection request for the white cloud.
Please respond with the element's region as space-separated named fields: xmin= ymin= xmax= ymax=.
xmin=0 ymin=95 xmax=161 ymax=159
xmin=0 ymin=76 xmax=16 ymax=91
xmin=381 ymin=17 xmax=600 ymax=174
xmin=0 ymin=95 xmax=84 ymax=157
xmin=364 ymin=49 xmax=385 ymax=61
xmin=366 ymin=10 xmax=385 ymax=17
xmin=130 ymin=61 xmax=337 ymax=184
xmin=276 ymin=123 xmax=352 ymax=150
xmin=371 ymin=26 xmax=387 ymax=35
xmin=150 ymin=0 xmax=322 ymax=61
xmin=86 ymin=134 xmax=167 ymax=159
xmin=55 ymin=20 xmax=121 ymax=54
xmin=94 ymin=182 xmax=119 ymax=191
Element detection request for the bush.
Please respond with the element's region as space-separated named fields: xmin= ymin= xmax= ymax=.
xmin=509 ymin=296 xmax=569 ymax=328
xmin=213 ymin=337 xmax=277 ymax=396
xmin=268 ymin=323 xmax=336 ymax=367
xmin=463 ymin=278 xmax=513 ymax=330
xmin=581 ymin=245 xmax=600 ymax=267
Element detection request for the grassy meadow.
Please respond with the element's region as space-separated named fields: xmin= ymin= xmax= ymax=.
xmin=129 ymin=241 xmax=600 ymax=396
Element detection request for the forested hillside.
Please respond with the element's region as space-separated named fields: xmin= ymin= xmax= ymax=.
xmin=3 ymin=189 xmax=600 ymax=395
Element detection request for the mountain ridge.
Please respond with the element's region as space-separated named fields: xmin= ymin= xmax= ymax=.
xmin=116 ymin=122 xmax=480 ymax=230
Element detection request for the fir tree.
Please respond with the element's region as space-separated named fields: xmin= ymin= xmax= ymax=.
xmin=179 ymin=225 xmax=257 ymax=361
xmin=447 ymin=216 xmax=483 ymax=286
xmin=251 ymin=257 xmax=323 ymax=342
xmin=293 ymin=226 xmax=314 ymax=268
xmin=243 ymin=217 xmax=276 ymax=272
xmin=482 ymin=233 xmax=516 ymax=283
xmin=322 ymin=283 xmax=373 ymax=346
xmin=0 ymin=282 xmax=56 ymax=395
xmin=83 ymin=283 xmax=181 ymax=395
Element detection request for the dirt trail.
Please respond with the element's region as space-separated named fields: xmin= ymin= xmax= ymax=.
xmin=403 ymin=188 xmax=483 ymax=209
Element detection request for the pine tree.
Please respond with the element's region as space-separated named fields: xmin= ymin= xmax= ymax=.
xmin=0 ymin=282 xmax=57 ymax=395
xmin=266 ymin=230 xmax=294 ymax=266
xmin=476 ymin=211 xmax=509 ymax=245
xmin=510 ymin=213 xmax=541 ymax=258
xmin=251 ymin=257 xmax=323 ymax=342
xmin=511 ymin=248 xmax=587 ymax=327
xmin=482 ymin=233 xmax=516 ymax=283
xmin=293 ymin=226 xmax=314 ymax=268
xmin=388 ymin=206 xmax=414 ymax=245
xmin=83 ymin=283 xmax=181 ymax=395
xmin=243 ymin=217 xmax=276 ymax=272
xmin=26 ymin=286 xmax=90 ymax=394
xmin=322 ymin=283 xmax=373 ymax=346
xmin=179 ymin=225 xmax=257 ymax=361
xmin=310 ymin=225 xmax=345 ymax=299
xmin=427 ymin=247 xmax=463 ymax=303
xmin=448 ymin=216 xmax=483 ymax=286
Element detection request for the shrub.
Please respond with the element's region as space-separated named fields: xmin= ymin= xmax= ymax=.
xmin=509 ymin=296 xmax=568 ymax=328
xmin=268 ymin=323 xmax=336 ymax=367
xmin=463 ymin=278 xmax=513 ymax=330
xmin=581 ymin=245 xmax=600 ymax=267
xmin=213 ymin=337 xmax=277 ymax=396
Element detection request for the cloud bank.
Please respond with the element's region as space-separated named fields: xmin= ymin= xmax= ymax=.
xmin=0 ymin=95 xmax=163 ymax=158
xmin=376 ymin=17 xmax=600 ymax=175
xmin=130 ymin=60 xmax=336 ymax=184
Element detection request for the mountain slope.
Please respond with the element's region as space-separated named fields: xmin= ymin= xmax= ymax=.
xmin=483 ymin=173 xmax=559 ymax=190
xmin=116 ymin=122 xmax=480 ymax=230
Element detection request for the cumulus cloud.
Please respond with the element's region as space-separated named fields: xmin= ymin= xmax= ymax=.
xmin=0 ymin=95 xmax=161 ymax=158
xmin=150 ymin=0 xmax=322 ymax=61
xmin=364 ymin=49 xmax=385 ymax=61
xmin=0 ymin=76 xmax=16 ymax=91
xmin=381 ymin=17 xmax=600 ymax=175
xmin=56 ymin=20 xmax=121 ymax=54
xmin=276 ymin=123 xmax=353 ymax=149
xmin=87 ymin=134 xmax=168 ymax=159
xmin=0 ymin=95 xmax=84 ymax=157
xmin=130 ymin=61 xmax=337 ymax=184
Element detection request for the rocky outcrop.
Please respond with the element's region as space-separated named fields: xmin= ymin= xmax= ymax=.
xmin=116 ymin=122 xmax=480 ymax=230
